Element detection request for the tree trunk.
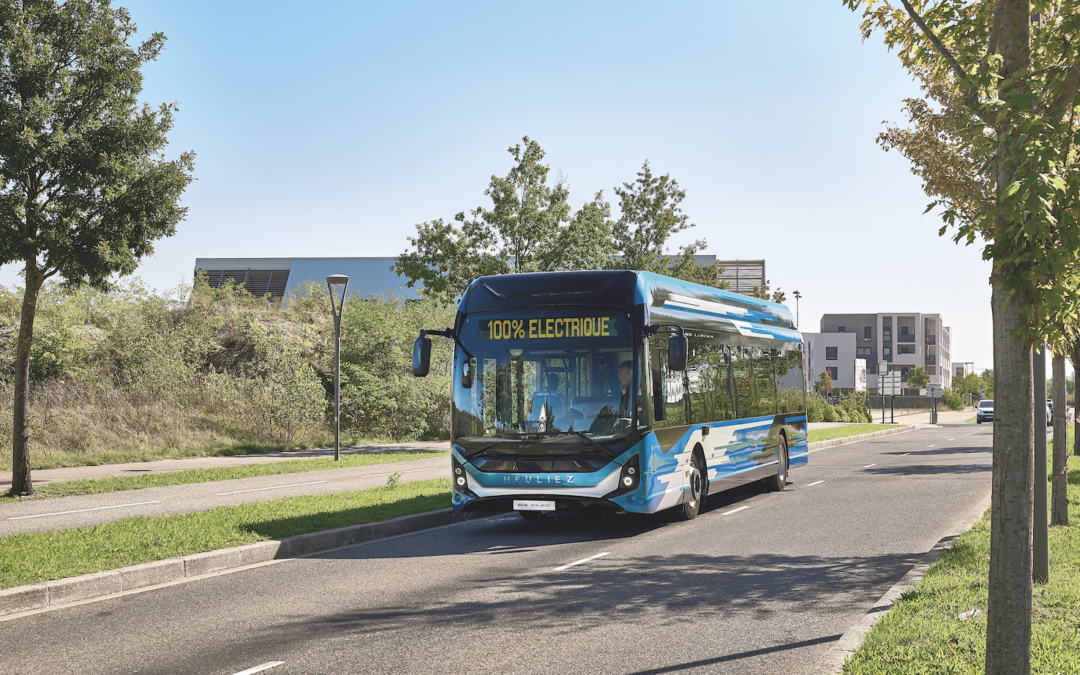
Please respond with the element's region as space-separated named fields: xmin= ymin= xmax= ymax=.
xmin=985 ymin=285 xmax=1034 ymax=675
xmin=1051 ymin=353 xmax=1067 ymax=525
xmin=1074 ymin=344 xmax=1080 ymax=457
xmin=9 ymin=262 xmax=45 ymax=497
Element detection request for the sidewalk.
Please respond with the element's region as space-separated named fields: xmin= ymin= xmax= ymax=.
xmin=0 ymin=440 xmax=450 ymax=487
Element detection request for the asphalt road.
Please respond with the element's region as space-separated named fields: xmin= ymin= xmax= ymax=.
xmin=0 ymin=423 xmax=993 ymax=675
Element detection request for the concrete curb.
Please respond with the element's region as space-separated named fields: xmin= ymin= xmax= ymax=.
xmin=0 ymin=507 xmax=492 ymax=619
xmin=812 ymin=493 xmax=993 ymax=674
xmin=807 ymin=425 xmax=916 ymax=453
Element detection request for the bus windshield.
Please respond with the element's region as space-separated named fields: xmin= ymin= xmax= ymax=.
xmin=452 ymin=311 xmax=638 ymax=442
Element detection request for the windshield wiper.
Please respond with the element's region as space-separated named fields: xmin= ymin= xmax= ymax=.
xmin=567 ymin=431 xmax=616 ymax=456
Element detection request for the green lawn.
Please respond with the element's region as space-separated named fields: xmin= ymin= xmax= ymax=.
xmin=808 ymin=425 xmax=900 ymax=444
xmin=843 ymin=427 xmax=1080 ymax=674
xmin=1 ymin=450 xmax=449 ymax=503
xmin=0 ymin=478 xmax=452 ymax=590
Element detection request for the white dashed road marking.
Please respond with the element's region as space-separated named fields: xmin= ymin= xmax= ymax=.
xmin=928 ymin=445 xmax=936 ymax=448
xmin=216 ymin=481 xmax=327 ymax=496
xmin=721 ymin=505 xmax=751 ymax=516
xmin=554 ymin=552 xmax=611 ymax=571
xmin=231 ymin=662 xmax=285 ymax=675
xmin=806 ymin=480 xmax=825 ymax=487
xmin=8 ymin=500 xmax=163 ymax=520
xmin=864 ymin=464 xmax=877 ymax=468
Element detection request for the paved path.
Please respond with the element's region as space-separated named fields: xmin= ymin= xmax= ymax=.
xmin=0 ymin=423 xmax=993 ymax=675
xmin=0 ymin=455 xmax=451 ymax=536
xmin=0 ymin=440 xmax=450 ymax=487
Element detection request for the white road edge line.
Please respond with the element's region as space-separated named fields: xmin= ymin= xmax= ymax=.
xmin=403 ymin=468 xmax=439 ymax=474
xmin=230 ymin=662 xmax=285 ymax=675
xmin=806 ymin=480 xmax=825 ymax=487
xmin=900 ymin=453 xmax=910 ymax=456
xmin=553 ymin=552 xmax=610 ymax=571
xmin=216 ymin=481 xmax=327 ymax=496
xmin=864 ymin=463 xmax=877 ymax=468
xmin=9 ymin=500 xmax=163 ymax=520
xmin=928 ymin=445 xmax=936 ymax=448
xmin=721 ymin=505 xmax=751 ymax=516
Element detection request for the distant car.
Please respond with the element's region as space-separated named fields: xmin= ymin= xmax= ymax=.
xmin=1046 ymin=402 xmax=1053 ymax=428
xmin=1048 ymin=399 xmax=1054 ymax=414
xmin=977 ymin=399 xmax=993 ymax=424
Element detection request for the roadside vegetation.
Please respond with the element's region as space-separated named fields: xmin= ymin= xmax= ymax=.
xmin=0 ymin=450 xmax=448 ymax=504
xmin=807 ymin=425 xmax=900 ymax=444
xmin=842 ymin=428 xmax=1080 ymax=674
xmin=0 ymin=477 xmax=451 ymax=590
xmin=0 ymin=279 xmax=454 ymax=471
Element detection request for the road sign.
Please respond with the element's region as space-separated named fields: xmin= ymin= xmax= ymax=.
xmin=880 ymin=371 xmax=902 ymax=396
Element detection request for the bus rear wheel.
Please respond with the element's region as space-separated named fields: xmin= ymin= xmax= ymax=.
xmin=676 ymin=453 xmax=704 ymax=521
xmin=765 ymin=434 xmax=789 ymax=492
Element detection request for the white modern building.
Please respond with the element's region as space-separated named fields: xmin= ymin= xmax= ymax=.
xmin=820 ymin=313 xmax=952 ymax=394
xmin=802 ymin=332 xmax=862 ymax=394
xmin=954 ymin=362 xmax=975 ymax=379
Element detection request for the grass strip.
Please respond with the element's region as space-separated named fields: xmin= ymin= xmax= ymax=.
xmin=0 ymin=478 xmax=452 ymax=590
xmin=1 ymin=450 xmax=449 ymax=503
xmin=842 ymin=428 xmax=1080 ymax=674
xmin=808 ymin=425 xmax=900 ymax=444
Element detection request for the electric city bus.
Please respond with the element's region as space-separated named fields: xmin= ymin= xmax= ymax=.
xmin=411 ymin=270 xmax=807 ymax=520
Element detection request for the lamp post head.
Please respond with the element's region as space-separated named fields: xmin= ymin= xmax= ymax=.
xmin=326 ymin=274 xmax=349 ymax=288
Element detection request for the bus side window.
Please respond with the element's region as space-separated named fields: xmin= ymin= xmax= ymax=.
xmin=650 ymin=335 xmax=687 ymax=427
xmin=651 ymin=344 xmax=665 ymax=422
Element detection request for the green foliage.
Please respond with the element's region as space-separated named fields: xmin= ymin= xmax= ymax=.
xmin=815 ymin=370 xmax=834 ymax=395
xmin=394 ymin=137 xmax=713 ymax=301
xmin=0 ymin=278 xmax=458 ymax=469
xmin=839 ymin=391 xmax=872 ymax=423
xmin=806 ymin=392 xmax=830 ymax=423
xmin=941 ymin=388 xmax=965 ymax=411
xmin=906 ymin=366 xmax=930 ymax=392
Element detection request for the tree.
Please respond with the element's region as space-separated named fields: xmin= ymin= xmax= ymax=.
xmin=845 ymin=1 xmax=1080 ymax=671
xmin=815 ymin=370 xmax=834 ymax=396
xmin=396 ymin=138 xmax=713 ymax=302
xmin=611 ymin=160 xmax=707 ymax=276
xmin=0 ymin=0 xmax=195 ymax=496
xmin=907 ymin=366 xmax=930 ymax=392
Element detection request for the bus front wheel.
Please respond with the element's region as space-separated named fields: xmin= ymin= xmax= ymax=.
xmin=676 ymin=454 xmax=704 ymax=521
xmin=765 ymin=435 xmax=789 ymax=492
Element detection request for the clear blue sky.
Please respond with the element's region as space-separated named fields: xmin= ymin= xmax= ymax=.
xmin=1 ymin=0 xmax=1007 ymax=373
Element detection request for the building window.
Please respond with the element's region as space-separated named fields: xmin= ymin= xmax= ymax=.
xmin=837 ymin=327 xmax=846 ymax=333
xmin=827 ymin=367 xmax=838 ymax=382
xmin=883 ymin=328 xmax=891 ymax=341
xmin=864 ymin=327 xmax=871 ymax=342
xmin=899 ymin=345 xmax=915 ymax=354
xmin=884 ymin=347 xmax=891 ymax=356
xmin=857 ymin=347 xmax=871 ymax=357
xmin=826 ymin=347 xmax=838 ymax=360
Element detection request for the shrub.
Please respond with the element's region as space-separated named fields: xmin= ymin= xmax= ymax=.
xmin=822 ymin=404 xmax=837 ymax=423
xmin=941 ymin=388 xmax=965 ymax=411
xmin=806 ymin=392 xmax=829 ymax=423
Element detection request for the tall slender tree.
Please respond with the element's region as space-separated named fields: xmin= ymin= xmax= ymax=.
xmin=844 ymin=1 xmax=1080 ymax=671
xmin=0 ymin=0 xmax=195 ymax=496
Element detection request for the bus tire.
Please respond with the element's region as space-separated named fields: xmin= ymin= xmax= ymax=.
xmin=677 ymin=453 xmax=704 ymax=521
xmin=519 ymin=510 xmax=541 ymax=520
xmin=765 ymin=434 xmax=789 ymax=492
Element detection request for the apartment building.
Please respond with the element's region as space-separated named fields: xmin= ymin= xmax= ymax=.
xmin=802 ymin=332 xmax=861 ymax=394
xmin=820 ymin=313 xmax=952 ymax=393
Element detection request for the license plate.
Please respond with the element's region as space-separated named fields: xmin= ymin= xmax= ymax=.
xmin=514 ymin=500 xmax=555 ymax=512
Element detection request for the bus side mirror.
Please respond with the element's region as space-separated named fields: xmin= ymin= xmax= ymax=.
xmin=461 ymin=358 xmax=474 ymax=389
xmin=668 ymin=333 xmax=687 ymax=371
xmin=412 ymin=336 xmax=431 ymax=377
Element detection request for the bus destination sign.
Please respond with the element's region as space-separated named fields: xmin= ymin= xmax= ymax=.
xmin=480 ymin=316 xmax=620 ymax=341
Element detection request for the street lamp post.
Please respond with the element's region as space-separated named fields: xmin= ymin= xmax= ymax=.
xmin=327 ymin=274 xmax=349 ymax=461
xmin=792 ymin=290 xmax=801 ymax=329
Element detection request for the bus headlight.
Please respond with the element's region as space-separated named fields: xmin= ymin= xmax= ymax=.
xmin=607 ymin=454 xmax=640 ymax=499
xmin=451 ymin=456 xmax=476 ymax=498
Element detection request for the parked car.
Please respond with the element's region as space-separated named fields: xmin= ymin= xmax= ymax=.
xmin=1046 ymin=402 xmax=1053 ymax=427
xmin=977 ymin=399 xmax=994 ymax=424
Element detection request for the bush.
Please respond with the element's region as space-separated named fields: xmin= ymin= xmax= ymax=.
xmin=941 ymin=388 xmax=965 ymax=411
xmin=806 ymin=392 xmax=829 ymax=423
xmin=838 ymin=391 xmax=872 ymax=423
xmin=822 ymin=404 xmax=837 ymax=423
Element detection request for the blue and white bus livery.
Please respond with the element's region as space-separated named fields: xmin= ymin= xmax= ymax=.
xmin=412 ymin=270 xmax=807 ymax=520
